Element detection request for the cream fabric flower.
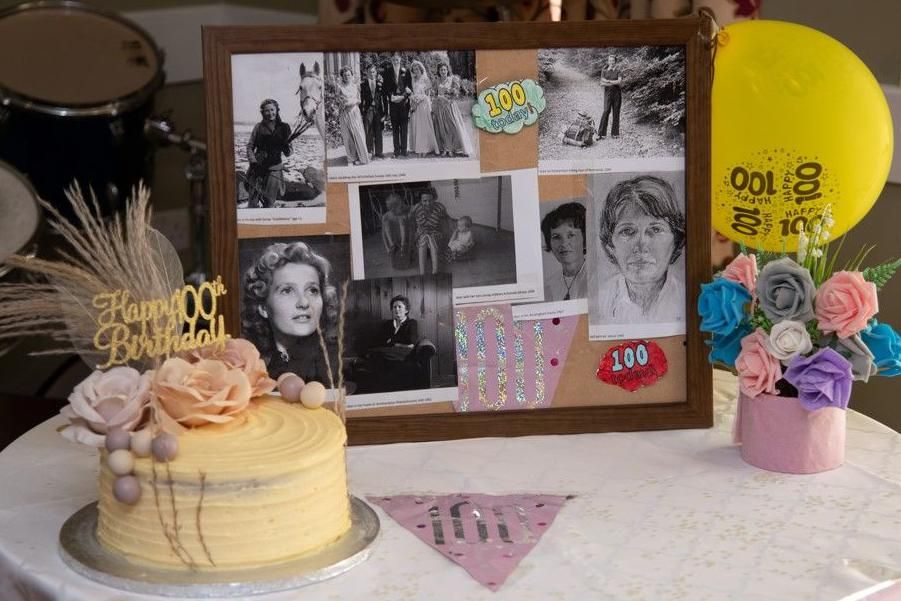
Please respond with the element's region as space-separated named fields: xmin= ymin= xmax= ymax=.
xmin=153 ymin=357 xmax=251 ymax=428
xmin=61 ymin=367 xmax=151 ymax=447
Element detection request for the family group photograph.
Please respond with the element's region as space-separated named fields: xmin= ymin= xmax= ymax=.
xmin=324 ymin=50 xmax=480 ymax=182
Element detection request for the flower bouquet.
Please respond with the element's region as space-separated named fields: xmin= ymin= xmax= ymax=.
xmin=698 ymin=208 xmax=900 ymax=473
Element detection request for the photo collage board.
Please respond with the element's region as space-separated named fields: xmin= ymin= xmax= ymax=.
xmin=205 ymin=20 xmax=713 ymax=443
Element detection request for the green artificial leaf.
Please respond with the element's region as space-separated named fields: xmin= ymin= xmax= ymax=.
xmin=862 ymin=258 xmax=901 ymax=290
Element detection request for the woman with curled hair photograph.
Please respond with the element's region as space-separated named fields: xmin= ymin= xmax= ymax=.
xmin=242 ymin=241 xmax=340 ymax=382
xmin=541 ymin=201 xmax=588 ymax=302
xmin=596 ymin=174 xmax=685 ymax=322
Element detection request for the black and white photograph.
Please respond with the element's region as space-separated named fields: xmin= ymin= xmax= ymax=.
xmin=349 ymin=170 xmax=544 ymax=306
xmin=232 ymin=53 xmax=327 ymax=224
xmin=513 ymin=197 xmax=590 ymax=321
xmin=587 ymin=170 xmax=686 ymax=340
xmin=324 ymin=50 xmax=480 ymax=183
xmin=238 ymin=235 xmax=351 ymax=383
xmin=343 ymin=274 xmax=458 ymax=409
xmin=538 ymin=46 xmax=686 ymax=175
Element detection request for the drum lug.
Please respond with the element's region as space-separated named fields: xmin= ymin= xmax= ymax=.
xmin=109 ymin=119 xmax=125 ymax=141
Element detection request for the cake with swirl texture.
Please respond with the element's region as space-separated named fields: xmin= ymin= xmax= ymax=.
xmin=96 ymin=398 xmax=351 ymax=569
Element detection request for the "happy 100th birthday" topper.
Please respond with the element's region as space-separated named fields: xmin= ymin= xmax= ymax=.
xmin=92 ymin=277 xmax=230 ymax=369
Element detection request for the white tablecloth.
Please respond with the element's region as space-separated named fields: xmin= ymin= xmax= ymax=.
xmin=1 ymin=371 xmax=899 ymax=601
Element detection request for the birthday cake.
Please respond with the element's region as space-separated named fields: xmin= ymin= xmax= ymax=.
xmin=0 ymin=186 xmax=358 ymax=574
xmin=95 ymin=397 xmax=351 ymax=570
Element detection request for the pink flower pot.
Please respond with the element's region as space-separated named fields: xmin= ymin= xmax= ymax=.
xmin=735 ymin=391 xmax=846 ymax=474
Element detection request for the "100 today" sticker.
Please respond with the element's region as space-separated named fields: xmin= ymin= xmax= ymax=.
xmin=472 ymin=79 xmax=546 ymax=134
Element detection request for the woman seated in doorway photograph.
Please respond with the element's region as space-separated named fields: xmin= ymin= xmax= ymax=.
xmin=354 ymin=294 xmax=435 ymax=393
xmin=596 ymin=175 xmax=685 ymax=322
xmin=242 ymin=241 xmax=340 ymax=383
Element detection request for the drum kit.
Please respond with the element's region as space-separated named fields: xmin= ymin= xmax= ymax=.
xmin=0 ymin=1 xmax=208 ymax=307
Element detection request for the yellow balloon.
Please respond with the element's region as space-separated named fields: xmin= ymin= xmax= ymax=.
xmin=712 ymin=20 xmax=893 ymax=251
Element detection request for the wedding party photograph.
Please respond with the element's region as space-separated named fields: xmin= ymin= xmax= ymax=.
xmin=342 ymin=274 xmax=458 ymax=409
xmin=323 ymin=50 xmax=480 ymax=183
xmin=586 ymin=170 xmax=686 ymax=340
xmin=231 ymin=52 xmax=327 ymax=224
xmin=237 ymin=234 xmax=351 ymax=382
xmin=537 ymin=46 xmax=686 ymax=175
xmin=349 ymin=171 xmax=545 ymax=306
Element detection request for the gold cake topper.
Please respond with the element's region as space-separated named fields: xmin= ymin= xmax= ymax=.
xmin=92 ymin=276 xmax=230 ymax=369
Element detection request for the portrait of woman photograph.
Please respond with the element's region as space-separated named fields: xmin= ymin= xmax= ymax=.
xmin=238 ymin=235 xmax=351 ymax=383
xmin=540 ymin=200 xmax=588 ymax=304
xmin=587 ymin=171 xmax=686 ymax=340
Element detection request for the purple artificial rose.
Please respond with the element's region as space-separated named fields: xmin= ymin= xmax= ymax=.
xmin=783 ymin=347 xmax=854 ymax=411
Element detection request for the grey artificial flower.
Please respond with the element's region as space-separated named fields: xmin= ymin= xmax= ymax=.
xmin=756 ymin=257 xmax=816 ymax=323
xmin=825 ymin=333 xmax=878 ymax=382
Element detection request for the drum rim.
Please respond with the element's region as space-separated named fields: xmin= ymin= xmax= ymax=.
xmin=0 ymin=159 xmax=43 ymax=279
xmin=0 ymin=0 xmax=166 ymax=117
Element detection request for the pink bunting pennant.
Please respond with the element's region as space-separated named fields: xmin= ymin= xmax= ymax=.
xmin=453 ymin=306 xmax=579 ymax=412
xmin=368 ymin=493 xmax=571 ymax=591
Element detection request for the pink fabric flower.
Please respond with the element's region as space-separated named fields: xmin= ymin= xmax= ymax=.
xmin=721 ymin=253 xmax=758 ymax=298
xmin=816 ymin=271 xmax=879 ymax=339
xmin=188 ymin=338 xmax=276 ymax=398
xmin=735 ymin=329 xmax=782 ymax=398
xmin=61 ymin=367 xmax=151 ymax=447
xmin=153 ymin=357 xmax=251 ymax=428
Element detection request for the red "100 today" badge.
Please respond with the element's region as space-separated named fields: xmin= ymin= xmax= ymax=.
xmin=596 ymin=340 xmax=668 ymax=392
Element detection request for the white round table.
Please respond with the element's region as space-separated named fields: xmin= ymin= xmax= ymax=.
xmin=1 ymin=371 xmax=899 ymax=601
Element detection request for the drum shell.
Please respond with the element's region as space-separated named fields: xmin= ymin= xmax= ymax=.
xmin=0 ymin=99 xmax=157 ymax=218
xmin=0 ymin=1 xmax=165 ymax=219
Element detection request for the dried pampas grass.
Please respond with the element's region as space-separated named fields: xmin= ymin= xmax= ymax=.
xmin=0 ymin=184 xmax=184 ymax=368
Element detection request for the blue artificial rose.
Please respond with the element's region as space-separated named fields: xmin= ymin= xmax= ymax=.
xmin=698 ymin=278 xmax=752 ymax=336
xmin=860 ymin=320 xmax=901 ymax=377
xmin=708 ymin=322 xmax=753 ymax=368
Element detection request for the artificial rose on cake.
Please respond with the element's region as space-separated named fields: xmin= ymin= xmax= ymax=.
xmin=188 ymin=337 xmax=276 ymax=398
xmin=153 ymin=357 xmax=252 ymax=428
xmin=61 ymin=367 xmax=152 ymax=447
xmin=698 ymin=206 xmax=900 ymax=414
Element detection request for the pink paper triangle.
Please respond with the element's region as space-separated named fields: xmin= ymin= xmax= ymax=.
xmin=368 ymin=493 xmax=571 ymax=591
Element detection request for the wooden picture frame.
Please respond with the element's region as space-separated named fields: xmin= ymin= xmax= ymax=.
xmin=203 ymin=19 xmax=713 ymax=445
